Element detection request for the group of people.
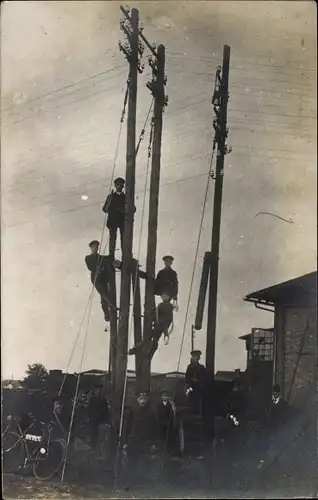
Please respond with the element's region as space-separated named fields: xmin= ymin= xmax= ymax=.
xmin=85 ymin=176 xmax=179 ymax=347
xmin=50 ymin=384 xmax=182 ymax=463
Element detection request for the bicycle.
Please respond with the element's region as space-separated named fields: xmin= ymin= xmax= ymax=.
xmin=2 ymin=414 xmax=66 ymax=481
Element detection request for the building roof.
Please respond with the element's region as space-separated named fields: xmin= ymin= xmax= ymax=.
xmin=244 ymin=271 xmax=317 ymax=306
xmin=215 ymin=370 xmax=238 ymax=382
xmin=239 ymin=327 xmax=273 ymax=341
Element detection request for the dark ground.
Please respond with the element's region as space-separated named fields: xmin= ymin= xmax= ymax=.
xmin=3 ymin=420 xmax=317 ymax=500
xmin=3 ymin=396 xmax=317 ymax=499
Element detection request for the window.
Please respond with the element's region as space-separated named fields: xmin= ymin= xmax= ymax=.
xmin=251 ymin=328 xmax=274 ymax=361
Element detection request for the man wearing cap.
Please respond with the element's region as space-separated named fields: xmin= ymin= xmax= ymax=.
xmin=87 ymin=384 xmax=110 ymax=448
xmin=125 ymin=392 xmax=157 ymax=473
xmin=85 ymin=240 xmax=114 ymax=327
xmin=155 ymin=255 xmax=179 ymax=307
xmin=102 ymin=177 xmax=136 ymax=259
xmin=157 ymin=390 xmax=180 ymax=456
xmin=185 ymin=350 xmax=206 ymax=415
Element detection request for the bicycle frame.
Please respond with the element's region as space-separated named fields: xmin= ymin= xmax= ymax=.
xmin=6 ymin=417 xmax=55 ymax=468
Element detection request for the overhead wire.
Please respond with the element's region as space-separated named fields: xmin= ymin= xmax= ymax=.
xmin=4 ymin=91 xmax=214 ymax=185
xmin=3 ymin=73 xmax=129 ymax=128
xmin=5 ymin=80 xmax=314 ymax=190
xmin=167 ymin=50 xmax=316 ymax=72
xmin=1 ymin=64 xmax=127 ymax=114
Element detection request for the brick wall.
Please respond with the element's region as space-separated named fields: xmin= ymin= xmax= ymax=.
xmin=282 ymin=306 xmax=317 ymax=406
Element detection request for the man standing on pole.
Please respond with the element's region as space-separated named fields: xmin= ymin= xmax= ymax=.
xmin=103 ymin=177 xmax=133 ymax=260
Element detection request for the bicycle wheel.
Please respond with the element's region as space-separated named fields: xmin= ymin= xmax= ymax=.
xmin=2 ymin=431 xmax=25 ymax=473
xmin=33 ymin=438 xmax=66 ymax=481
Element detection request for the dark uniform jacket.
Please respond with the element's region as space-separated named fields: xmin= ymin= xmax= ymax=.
xmin=155 ymin=267 xmax=178 ymax=299
xmin=128 ymin=404 xmax=157 ymax=453
xmin=185 ymin=363 xmax=206 ymax=392
xmin=87 ymin=394 xmax=110 ymax=424
xmin=102 ymin=191 xmax=126 ymax=229
xmin=157 ymin=400 xmax=177 ymax=430
xmin=85 ymin=253 xmax=112 ymax=284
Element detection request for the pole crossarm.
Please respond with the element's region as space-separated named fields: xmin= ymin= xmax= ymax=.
xmin=119 ymin=8 xmax=144 ymax=73
xmin=120 ymin=5 xmax=158 ymax=58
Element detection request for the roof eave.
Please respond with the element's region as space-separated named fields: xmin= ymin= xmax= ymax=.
xmin=244 ymin=296 xmax=275 ymax=307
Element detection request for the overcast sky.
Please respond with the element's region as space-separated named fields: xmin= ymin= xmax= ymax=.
xmin=1 ymin=1 xmax=317 ymax=380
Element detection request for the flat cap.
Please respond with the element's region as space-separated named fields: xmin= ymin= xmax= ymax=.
xmin=191 ymin=350 xmax=202 ymax=356
xmin=160 ymin=389 xmax=171 ymax=395
xmin=114 ymin=177 xmax=125 ymax=185
xmin=163 ymin=255 xmax=174 ymax=261
xmin=89 ymin=240 xmax=100 ymax=247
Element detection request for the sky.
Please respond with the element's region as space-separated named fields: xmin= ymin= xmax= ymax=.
xmin=1 ymin=1 xmax=317 ymax=380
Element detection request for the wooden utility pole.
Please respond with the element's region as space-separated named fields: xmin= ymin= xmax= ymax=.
xmin=108 ymin=265 xmax=118 ymax=401
xmin=142 ymin=44 xmax=167 ymax=393
xmin=113 ymin=6 xmax=140 ymax=441
xmin=131 ymin=258 xmax=143 ymax=395
xmin=206 ymin=45 xmax=231 ymax=376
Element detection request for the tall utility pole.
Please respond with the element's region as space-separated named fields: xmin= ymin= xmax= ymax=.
xmin=206 ymin=45 xmax=231 ymax=376
xmin=108 ymin=266 xmax=118 ymax=401
xmin=142 ymin=44 xmax=167 ymax=393
xmin=113 ymin=7 xmax=140 ymax=440
xmin=131 ymin=258 xmax=143 ymax=395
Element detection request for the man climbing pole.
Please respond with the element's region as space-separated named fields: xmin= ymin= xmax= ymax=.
xmin=85 ymin=240 xmax=115 ymax=330
xmin=155 ymin=292 xmax=174 ymax=345
xmin=185 ymin=350 xmax=207 ymax=416
xmin=128 ymin=292 xmax=174 ymax=358
xmin=155 ymin=255 xmax=179 ymax=308
xmin=102 ymin=177 xmax=136 ymax=259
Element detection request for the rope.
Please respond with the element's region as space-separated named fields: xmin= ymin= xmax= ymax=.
xmin=59 ymin=76 xmax=130 ymax=482
xmin=113 ymin=100 xmax=154 ymax=487
xmin=161 ymin=141 xmax=217 ymax=462
xmin=135 ymin=99 xmax=154 ymax=156
xmin=58 ymin=76 xmax=130 ymax=397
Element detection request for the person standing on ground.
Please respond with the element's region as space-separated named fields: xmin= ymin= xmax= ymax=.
xmin=87 ymin=384 xmax=110 ymax=449
xmin=185 ymin=350 xmax=207 ymax=416
xmin=157 ymin=390 xmax=180 ymax=456
xmin=85 ymin=240 xmax=114 ymax=330
xmin=125 ymin=393 xmax=157 ymax=474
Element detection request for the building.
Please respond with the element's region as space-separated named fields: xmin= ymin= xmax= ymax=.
xmin=244 ymin=271 xmax=317 ymax=408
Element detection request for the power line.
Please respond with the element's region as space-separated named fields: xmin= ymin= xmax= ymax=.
xmin=3 ymin=74 xmax=129 ymax=128
xmin=4 ymin=57 xmax=315 ymax=127
xmin=6 ymin=137 xmax=316 ymax=231
xmin=5 ymin=121 xmax=315 ymax=197
xmin=1 ymin=64 xmax=127 ymax=114
xmin=169 ymin=63 xmax=315 ymax=88
xmin=167 ymin=50 xmax=316 ymax=72
xmin=2 ymin=94 xmax=215 ymax=183
xmin=4 ymin=168 xmax=214 ymax=229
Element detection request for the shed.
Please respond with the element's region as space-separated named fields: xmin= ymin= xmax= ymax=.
xmin=244 ymin=271 xmax=317 ymax=406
